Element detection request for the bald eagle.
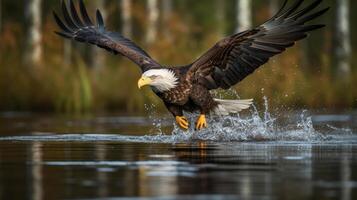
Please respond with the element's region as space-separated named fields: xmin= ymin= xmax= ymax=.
xmin=54 ymin=0 xmax=328 ymax=130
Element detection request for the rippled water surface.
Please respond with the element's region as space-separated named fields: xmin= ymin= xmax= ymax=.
xmin=0 ymin=110 xmax=356 ymax=200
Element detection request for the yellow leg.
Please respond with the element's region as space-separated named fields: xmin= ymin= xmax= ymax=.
xmin=176 ymin=116 xmax=189 ymax=130
xmin=195 ymin=114 xmax=207 ymax=130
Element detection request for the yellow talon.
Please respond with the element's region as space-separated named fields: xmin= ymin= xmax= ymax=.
xmin=176 ymin=116 xmax=189 ymax=130
xmin=195 ymin=114 xmax=207 ymax=130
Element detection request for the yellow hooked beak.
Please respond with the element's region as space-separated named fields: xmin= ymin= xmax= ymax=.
xmin=138 ymin=76 xmax=153 ymax=89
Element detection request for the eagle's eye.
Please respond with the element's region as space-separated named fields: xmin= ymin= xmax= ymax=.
xmin=149 ymin=75 xmax=160 ymax=79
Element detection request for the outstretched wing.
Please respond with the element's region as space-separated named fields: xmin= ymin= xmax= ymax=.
xmin=188 ymin=0 xmax=329 ymax=90
xmin=53 ymin=0 xmax=161 ymax=72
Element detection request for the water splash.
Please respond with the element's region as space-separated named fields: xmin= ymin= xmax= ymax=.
xmin=145 ymin=103 xmax=165 ymax=135
xmin=326 ymin=124 xmax=353 ymax=135
xmin=170 ymin=97 xmax=326 ymax=142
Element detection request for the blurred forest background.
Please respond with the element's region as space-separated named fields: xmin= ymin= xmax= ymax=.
xmin=0 ymin=0 xmax=356 ymax=114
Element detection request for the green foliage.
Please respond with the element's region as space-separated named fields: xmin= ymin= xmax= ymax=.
xmin=53 ymin=62 xmax=92 ymax=114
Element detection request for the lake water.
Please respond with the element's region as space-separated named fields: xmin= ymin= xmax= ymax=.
xmin=0 ymin=109 xmax=356 ymax=200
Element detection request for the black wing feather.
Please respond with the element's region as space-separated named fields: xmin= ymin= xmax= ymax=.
xmin=277 ymin=0 xmax=304 ymax=20
xmin=69 ymin=0 xmax=84 ymax=27
xmin=288 ymin=0 xmax=322 ymax=20
xmin=189 ymin=0 xmax=329 ymax=90
xmin=61 ymin=0 xmax=78 ymax=29
xmin=79 ymin=0 xmax=94 ymax=26
xmin=298 ymin=8 xmax=330 ymax=24
xmin=54 ymin=0 xmax=160 ymax=72
xmin=96 ymin=9 xmax=105 ymax=31
xmin=53 ymin=11 xmax=72 ymax=33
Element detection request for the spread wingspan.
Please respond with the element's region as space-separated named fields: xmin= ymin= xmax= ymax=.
xmin=53 ymin=0 xmax=161 ymax=72
xmin=188 ymin=0 xmax=329 ymax=90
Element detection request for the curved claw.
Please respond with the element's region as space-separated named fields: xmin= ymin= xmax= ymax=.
xmin=196 ymin=115 xmax=207 ymax=130
xmin=176 ymin=116 xmax=189 ymax=130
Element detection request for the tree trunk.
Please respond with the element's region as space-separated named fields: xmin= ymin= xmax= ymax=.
xmin=89 ymin=0 xmax=106 ymax=70
xmin=236 ymin=0 xmax=252 ymax=33
xmin=0 ymin=0 xmax=2 ymax=33
xmin=146 ymin=0 xmax=159 ymax=44
xmin=24 ymin=0 xmax=42 ymax=67
xmin=162 ymin=0 xmax=172 ymax=40
xmin=334 ymin=0 xmax=351 ymax=81
xmin=121 ymin=0 xmax=132 ymax=37
xmin=269 ymin=0 xmax=279 ymax=16
xmin=216 ymin=0 xmax=226 ymax=37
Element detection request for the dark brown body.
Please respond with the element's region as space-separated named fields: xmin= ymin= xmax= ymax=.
xmin=155 ymin=67 xmax=218 ymax=117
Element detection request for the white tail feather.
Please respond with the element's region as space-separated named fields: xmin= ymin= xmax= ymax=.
xmin=213 ymin=98 xmax=253 ymax=115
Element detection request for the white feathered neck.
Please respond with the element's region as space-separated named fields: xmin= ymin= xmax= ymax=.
xmin=143 ymin=69 xmax=179 ymax=92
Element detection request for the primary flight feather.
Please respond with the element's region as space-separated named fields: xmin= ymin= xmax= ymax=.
xmin=54 ymin=0 xmax=329 ymax=131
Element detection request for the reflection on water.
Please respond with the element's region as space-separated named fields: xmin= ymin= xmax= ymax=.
xmin=0 ymin=141 xmax=356 ymax=200
xmin=0 ymin=112 xmax=356 ymax=200
xmin=31 ymin=142 xmax=43 ymax=200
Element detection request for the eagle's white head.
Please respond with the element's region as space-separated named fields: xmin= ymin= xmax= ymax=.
xmin=138 ymin=69 xmax=179 ymax=92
